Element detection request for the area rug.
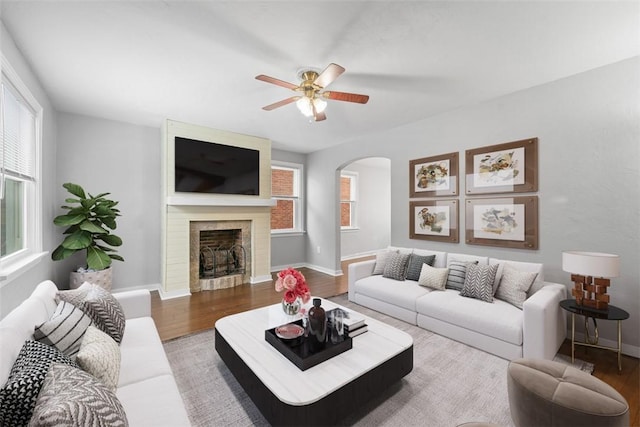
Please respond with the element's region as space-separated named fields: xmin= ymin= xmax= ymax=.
xmin=163 ymin=295 xmax=587 ymax=426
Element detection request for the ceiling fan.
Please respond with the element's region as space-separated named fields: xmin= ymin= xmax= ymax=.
xmin=255 ymin=63 xmax=369 ymax=122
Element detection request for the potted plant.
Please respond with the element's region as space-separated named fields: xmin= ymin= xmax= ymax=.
xmin=51 ymin=182 xmax=124 ymax=290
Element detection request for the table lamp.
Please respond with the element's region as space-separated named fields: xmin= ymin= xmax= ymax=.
xmin=562 ymin=251 xmax=619 ymax=310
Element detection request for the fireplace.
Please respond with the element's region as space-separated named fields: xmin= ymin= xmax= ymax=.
xmin=189 ymin=220 xmax=252 ymax=292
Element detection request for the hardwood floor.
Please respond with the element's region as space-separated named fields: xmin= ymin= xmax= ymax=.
xmin=151 ymin=258 xmax=638 ymax=425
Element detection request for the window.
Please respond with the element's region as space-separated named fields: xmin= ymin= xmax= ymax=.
xmin=271 ymin=162 xmax=303 ymax=233
xmin=340 ymin=172 xmax=357 ymax=229
xmin=1 ymin=55 xmax=43 ymax=283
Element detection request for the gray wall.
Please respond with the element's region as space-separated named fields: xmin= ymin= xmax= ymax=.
xmin=270 ymin=149 xmax=307 ymax=269
xmin=55 ymin=113 xmax=161 ymax=291
xmin=341 ymin=159 xmax=391 ymax=259
xmin=0 ymin=22 xmax=58 ymax=317
xmin=305 ymin=57 xmax=640 ymax=352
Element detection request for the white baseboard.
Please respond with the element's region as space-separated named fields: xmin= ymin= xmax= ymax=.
xmin=111 ymin=283 xmax=160 ymax=294
xmin=569 ymin=329 xmax=640 ymax=358
xmin=340 ymin=250 xmax=377 ymax=261
xmin=271 ymin=263 xmax=343 ymax=277
xmin=250 ymin=275 xmax=272 ymax=284
xmin=158 ymin=287 xmax=192 ymax=300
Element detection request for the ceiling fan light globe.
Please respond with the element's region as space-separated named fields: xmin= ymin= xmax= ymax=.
xmin=314 ymin=97 xmax=327 ymax=113
xmin=296 ymin=97 xmax=314 ymax=117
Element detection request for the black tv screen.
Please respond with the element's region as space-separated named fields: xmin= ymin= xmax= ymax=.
xmin=174 ymin=137 xmax=260 ymax=195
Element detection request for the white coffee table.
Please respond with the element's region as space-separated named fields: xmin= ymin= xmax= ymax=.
xmin=215 ymin=298 xmax=414 ymax=426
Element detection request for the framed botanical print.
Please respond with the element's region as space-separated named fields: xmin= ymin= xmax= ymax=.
xmin=465 ymin=138 xmax=538 ymax=195
xmin=410 ymin=200 xmax=459 ymax=243
xmin=409 ymin=152 xmax=458 ymax=198
xmin=465 ymin=196 xmax=538 ymax=250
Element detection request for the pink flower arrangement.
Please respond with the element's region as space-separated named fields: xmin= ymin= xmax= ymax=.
xmin=275 ymin=267 xmax=311 ymax=304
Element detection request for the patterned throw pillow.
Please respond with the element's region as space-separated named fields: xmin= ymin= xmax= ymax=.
xmin=417 ymin=264 xmax=449 ymax=290
xmin=372 ymin=250 xmax=397 ymax=275
xmin=405 ymin=254 xmax=436 ymax=281
xmin=28 ymin=364 xmax=128 ymax=427
xmin=59 ymin=283 xmax=126 ymax=344
xmin=495 ymin=265 xmax=538 ymax=309
xmin=0 ymin=341 xmax=78 ymax=426
xmin=34 ymin=301 xmax=92 ymax=360
xmin=382 ymin=253 xmax=411 ymax=281
xmin=445 ymin=261 xmax=478 ymax=291
xmin=460 ymin=264 xmax=499 ymax=303
xmin=77 ymin=326 xmax=121 ymax=391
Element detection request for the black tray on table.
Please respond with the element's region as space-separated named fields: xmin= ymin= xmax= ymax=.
xmin=265 ymin=319 xmax=352 ymax=371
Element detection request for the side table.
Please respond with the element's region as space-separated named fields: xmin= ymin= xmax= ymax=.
xmin=559 ymin=299 xmax=629 ymax=372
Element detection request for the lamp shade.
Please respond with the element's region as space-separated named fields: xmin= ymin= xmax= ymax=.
xmin=562 ymin=251 xmax=620 ymax=278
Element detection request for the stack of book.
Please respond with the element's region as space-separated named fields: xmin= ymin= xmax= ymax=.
xmin=329 ymin=309 xmax=368 ymax=338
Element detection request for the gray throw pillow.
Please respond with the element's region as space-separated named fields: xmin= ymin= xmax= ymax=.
xmin=372 ymin=250 xmax=397 ymax=275
xmin=405 ymin=254 xmax=436 ymax=281
xmin=460 ymin=264 xmax=499 ymax=303
xmin=495 ymin=265 xmax=538 ymax=309
xmin=29 ymin=363 xmax=128 ymax=426
xmin=445 ymin=260 xmax=478 ymax=291
xmin=383 ymin=253 xmax=411 ymax=281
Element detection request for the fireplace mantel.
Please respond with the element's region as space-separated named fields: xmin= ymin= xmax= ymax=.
xmin=167 ymin=196 xmax=277 ymax=207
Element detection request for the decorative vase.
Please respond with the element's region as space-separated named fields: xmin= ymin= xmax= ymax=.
xmin=282 ymin=297 xmax=301 ymax=315
xmin=308 ymin=298 xmax=327 ymax=352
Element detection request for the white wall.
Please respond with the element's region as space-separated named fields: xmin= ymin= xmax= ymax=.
xmin=0 ymin=22 xmax=58 ymax=317
xmin=340 ymin=158 xmax=391 ymax=259
xmin=270 ymin=149 xmax=307 ymax=270
xmin=306 ymin=57 xmax=640 ymax=352
xmin=55 ymin=113 xmax=161 ymax=291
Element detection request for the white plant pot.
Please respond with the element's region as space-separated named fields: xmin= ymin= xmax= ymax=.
xmin=70 ymin=267 xmax=112 ymax=291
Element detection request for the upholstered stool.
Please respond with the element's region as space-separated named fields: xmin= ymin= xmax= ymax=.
xmin=507 ymin=358 xmax=629 ymax=427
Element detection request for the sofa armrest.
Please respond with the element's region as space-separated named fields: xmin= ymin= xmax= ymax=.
xmin=522 ymin=282 xmax=567 ymax=360
xmin=347 ymin=260 xmax=376 ymax=302
xmin=113 ymin=289 xmax=151 ymax=319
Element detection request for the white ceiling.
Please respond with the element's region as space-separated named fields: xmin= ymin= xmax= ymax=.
xmin=1 ymin=1 xmax=638 ymax=153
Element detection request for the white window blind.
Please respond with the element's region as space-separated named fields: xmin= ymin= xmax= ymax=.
xmin=1 ymin=82 xmax=36 ymax=182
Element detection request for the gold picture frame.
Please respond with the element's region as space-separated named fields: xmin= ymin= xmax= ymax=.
xmin=465 ymin=138 xmax=538 ymax=195
xmin=409 ymin=152 xmax=458 ymax=198
xmin=465 ymin=196 xmax=539 ymax=250
xmin=410 ymin=199 xmax=459 ymax=243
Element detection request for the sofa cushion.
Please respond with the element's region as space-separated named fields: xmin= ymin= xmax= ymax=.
xmin=495 ymin=265 xmax=537 ymax=309
xmin=383 ymin=252 xmax=411 ymax=281
xmin=33 ymin=300 xmax=92 ymax=360
xmin=77 ymin=326 xmax=121 ymax=392
xmin=29 ymin=363 xmax=128 ymax=427
xmin=406 ymin=254 xmax=436 ymax=281
xmin=448 ymin=253 xmax=489 ymax=266
xmin=117 ymin=375 xmax=189 ymax=427
xmin=58 ymin=283 xmax=126 ymax=344
xmin=118 ymin=317 xmax=174 ymax=388
xmin=0 ymin=341 xmax=78 ymax=426
xmin=416 ymin=290 xmax=524 ymax=345
xmin=372 ymin=249 xmax=397 ymax=275
xmin=445 ymin=260 xmax=478 ymax=291
xmin=354 ymin=275 xmax=430 ymax=312
xmin=460 ymin=264 xmax=498 ymax=303
xmin=418 ymin=264 xmax=449 ymax=290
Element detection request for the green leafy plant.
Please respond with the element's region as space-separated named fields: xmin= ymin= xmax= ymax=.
xmin=51 ymin=182 xmax=124 ymax=270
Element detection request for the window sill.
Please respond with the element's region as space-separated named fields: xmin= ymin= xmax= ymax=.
xmin=271 ymin=230 xmax=306 ymax=237
xmin=0 ymin=251 xmax=49 ymax=288
xmin=341 ymin=227 xmax=360 ymax=233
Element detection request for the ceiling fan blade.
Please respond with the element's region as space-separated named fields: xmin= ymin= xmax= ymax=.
xmin=313 ymin=63 xmax=345 ymax=88
xmin=255 ymin=75 xmax=299 ymax=91
xmin=262 ymin=96 xmax=299 ymax=111
xmin=323 ymin=91 xmax=369 ymax=104
xmin=314 ymin=111 xmax=327 ymax=122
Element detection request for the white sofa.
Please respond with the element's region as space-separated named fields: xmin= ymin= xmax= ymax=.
xmin=348 ymin=248 xmax=567 ymax=360
xmin=0 ymin=280 xmax=190 ymax=426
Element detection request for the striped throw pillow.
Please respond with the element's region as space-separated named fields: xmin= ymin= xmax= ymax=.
xmin=445 ymin=261 xmax=478 ymax=291
xmin=34 ymin=301 xmax=92 ymax=360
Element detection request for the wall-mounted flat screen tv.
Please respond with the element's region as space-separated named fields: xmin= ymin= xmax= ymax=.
xmin=174 ymin=137 xmax=260 ymax=195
